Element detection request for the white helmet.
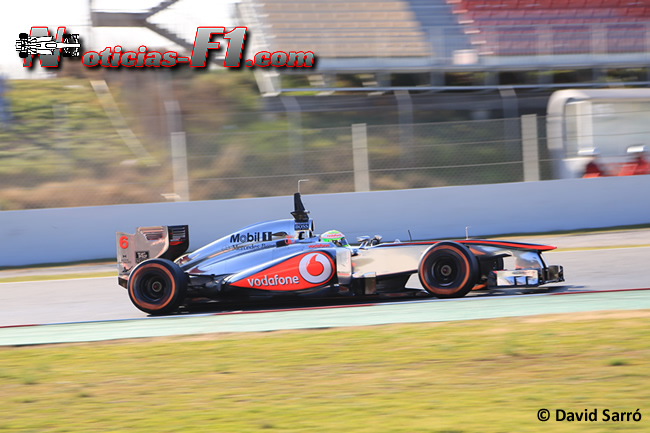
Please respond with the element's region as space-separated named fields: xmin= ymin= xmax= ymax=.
xmin=320 ymin=230 xmax=349 ymax=247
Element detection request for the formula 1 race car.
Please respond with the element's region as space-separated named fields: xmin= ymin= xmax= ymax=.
xmin=116 ymin=193 xmax=564 ymax=315
xmin=15 ymin=32 xmax=80 ymax=58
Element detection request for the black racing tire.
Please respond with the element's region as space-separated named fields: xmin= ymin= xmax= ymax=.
xmin=19 ymin=52 xmax=28 ymax=58
xmin=418 ymin=242 xmax=479 ymax=298
xmin=19 ymin=33 xmax=28 ymax=39
xmin=127 ymin=258 xmax=187 ymax=315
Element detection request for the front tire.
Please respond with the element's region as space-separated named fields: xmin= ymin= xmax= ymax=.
xmin=128 ymin=258 xmax=187 ymax=315
xmin=418 ymin=242 xmax=479 ymax=298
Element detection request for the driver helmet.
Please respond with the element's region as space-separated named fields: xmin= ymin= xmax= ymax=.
xmin=320 ymin=230 xmax=349 ymax=247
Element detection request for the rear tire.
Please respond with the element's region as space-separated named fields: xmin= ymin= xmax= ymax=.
xmin=128 ymin=258 xmax=187 ymax=315
xmin=418 ymin=242 xmax=479 ymax=298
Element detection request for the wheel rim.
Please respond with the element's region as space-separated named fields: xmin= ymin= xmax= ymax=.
xmin=139 ymin=274 xmax=169 ymax=303
xmin=431 ymin=256 xmax=460 ymax=286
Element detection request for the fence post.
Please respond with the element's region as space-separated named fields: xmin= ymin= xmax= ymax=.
xmin=53 ymin=104 xmax=70 ymax=180
xmin=165 ymin=100 xmax=190 ymax=202
xmin=396 ymin=90 xmax=414 ymax=165
xmin=521 ymin=114 xmax=540 ymax=182
xmin=352 ymin=123 xmax=370 ymax=192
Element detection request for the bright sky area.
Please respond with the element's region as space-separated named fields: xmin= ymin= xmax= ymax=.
xmin=1 ymin=0 xmax=234 ymax=78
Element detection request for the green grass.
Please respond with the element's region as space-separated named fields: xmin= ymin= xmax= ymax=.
xmin=1 ymin=314 xmax=649 ymax=432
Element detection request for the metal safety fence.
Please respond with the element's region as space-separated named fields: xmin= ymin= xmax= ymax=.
xmin=0 ymin=115 xmax=553 ymax=210
xmin=365 ymin=119 xmax=525 ymax=190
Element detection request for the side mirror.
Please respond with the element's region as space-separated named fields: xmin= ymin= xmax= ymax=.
xmin=357 ymin=236 xmax=371 ymax=248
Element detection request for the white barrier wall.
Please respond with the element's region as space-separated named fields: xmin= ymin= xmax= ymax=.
xmin=2 ymin=175 xmax=649 ymax=267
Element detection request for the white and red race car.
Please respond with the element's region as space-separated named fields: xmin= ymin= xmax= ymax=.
xmin=117 ymin=193 xmax=564 ymax=315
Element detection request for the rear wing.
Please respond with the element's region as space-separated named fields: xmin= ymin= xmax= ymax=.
xmin=116 ymin=225 xmax=189 ymax=284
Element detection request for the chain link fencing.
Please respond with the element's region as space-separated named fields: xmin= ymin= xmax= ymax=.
xmin=184 ymin=126 xmax=354 ymax=200
xmin=366 ymin=118 xmax=525 ymax=190
xmin=1 ymin=115 xmax=552 ymax=210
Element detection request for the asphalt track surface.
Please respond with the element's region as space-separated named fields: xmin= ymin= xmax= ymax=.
xmin=1 ymin=229 xmax=649 ymax=345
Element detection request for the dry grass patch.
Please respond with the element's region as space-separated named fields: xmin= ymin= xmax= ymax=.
xmin=1 ymin=315 xmax=649 ymax=432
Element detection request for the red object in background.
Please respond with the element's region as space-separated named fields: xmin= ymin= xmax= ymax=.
xmin=618 ymin=155 xmax=650 ymax=176
xmin=583 ymin=160 xmax=605 ymax=178
xmin=633 ymin=155 xmax=650 ymax=175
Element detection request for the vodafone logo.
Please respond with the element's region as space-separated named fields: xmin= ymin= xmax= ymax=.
xmin=231 ymin=251 xmax=335 ymax=291
xmin=298 ymin=252 xmax=333 ymax=284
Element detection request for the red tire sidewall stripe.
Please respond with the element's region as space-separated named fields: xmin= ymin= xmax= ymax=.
xmin=128 ymin=263 xmax=176 ymax=311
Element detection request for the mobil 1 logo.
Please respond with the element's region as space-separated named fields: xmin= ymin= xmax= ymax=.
xmin=229 ymin=232 xmax=272 ymax=244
